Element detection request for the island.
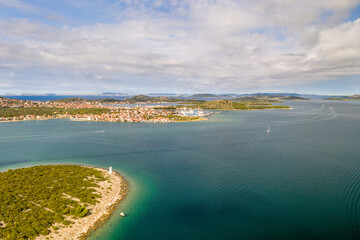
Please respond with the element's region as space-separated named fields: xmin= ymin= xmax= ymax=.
xmin=189 ymin=94 xmax=223 ymax=98
xmin=323 ymin=94 xmax=360 ymax=100
xmin=188 ymin=99 xmax=291 ymax=110
xmin=0 ymin=165 xmax=127 ymax=240
xmin=119 ymin=95 xmax=205 ymax=104
xmin=234 ymin=94 xmax=310 ymax=101
xmin=120 ymin=95 xmax=182 ymax=103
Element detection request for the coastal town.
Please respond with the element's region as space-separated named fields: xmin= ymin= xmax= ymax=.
xmin=0 ymin=97 xmax=207 ymax=123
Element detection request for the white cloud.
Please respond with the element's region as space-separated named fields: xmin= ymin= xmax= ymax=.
xmin=0 ymin=0 xmax=359 ymax=92
xmin=0 ymin=83 xmax=13 ymax=87
xmin=0 ymin=0 xmax=39 ymax=13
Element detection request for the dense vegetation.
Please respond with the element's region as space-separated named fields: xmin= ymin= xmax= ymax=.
xmin=190 ymin=99 xmax=290 ymax=110
xmin=96 ymin=98 xmax=122 ymax=103
xmin=281 ymin=95 xmax=309 ymax=100
xmin=0 ymin=107 xmax=110 ymax=118
xmin=158 ymin=115 xmax=201 ymax=121
xmin=0 ymin=165 xmax=107 ymax=239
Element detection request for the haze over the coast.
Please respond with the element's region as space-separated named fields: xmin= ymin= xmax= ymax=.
xmin=0 ymin=0 xmax=359 ymax=94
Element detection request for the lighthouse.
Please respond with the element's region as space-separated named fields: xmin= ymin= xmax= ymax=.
xmin=109 ymin=166 xmax=112 ymax=174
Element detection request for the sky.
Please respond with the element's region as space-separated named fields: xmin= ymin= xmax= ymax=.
xmin=0 ymin=0 xmax=360 ymax=95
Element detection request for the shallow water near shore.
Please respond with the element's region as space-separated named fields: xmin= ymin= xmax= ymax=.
xmin=1 ymin=100 xmax=360 ymax=239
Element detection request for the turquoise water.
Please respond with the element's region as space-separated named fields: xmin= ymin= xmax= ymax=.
xmin=1 ymin=100 xmax=360 ymax=239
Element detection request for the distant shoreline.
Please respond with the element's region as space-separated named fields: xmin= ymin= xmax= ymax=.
xmin=198 ymin=107 xmax=293 ymax=111
xmin=0 ymin=117 xmax=207 ymax=123
xmin=323 ymin=98 xmax=360 ymax=101
xmin=1 ymin=95 xmax=296 ymax=123
xmin=0 ymin=108 xmax=293 ymax=124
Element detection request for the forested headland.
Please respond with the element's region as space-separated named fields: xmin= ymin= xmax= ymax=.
xmin=0 ymin=165 xmax=121 ymax=240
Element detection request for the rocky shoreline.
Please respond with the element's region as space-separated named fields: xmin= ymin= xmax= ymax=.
xmin=79 ymin=170 xmax=129 ymax=240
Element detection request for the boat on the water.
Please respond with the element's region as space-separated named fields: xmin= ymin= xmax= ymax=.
xmin=120 ymin=212 xmax=126 ymax=217
xmin=267 ymin=126 xmax=270 ymax=133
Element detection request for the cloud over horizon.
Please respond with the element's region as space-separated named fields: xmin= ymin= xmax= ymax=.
xmin=0 ymin=0 xmax=360 ymax=93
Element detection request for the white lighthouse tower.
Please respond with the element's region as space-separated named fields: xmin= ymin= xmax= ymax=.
xmin=109 ymin=166 xmax=112 ymax=174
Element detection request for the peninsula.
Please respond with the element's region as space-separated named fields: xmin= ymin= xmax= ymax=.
xmin=0 ymin=95 xmax=294 ymax=123
xmin=0 ymin=165 xmax=127 ymax=240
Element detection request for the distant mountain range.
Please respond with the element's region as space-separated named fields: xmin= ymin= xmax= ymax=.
xmin=2 ymin=93 xmax=359 ymax=102
xmin=235 ymin=94 xmax=309 ymax=101
xmin=189 ymin=94 xmax=234 ymax=98
xmin=47 ymin=94 xmax=310 ymax=104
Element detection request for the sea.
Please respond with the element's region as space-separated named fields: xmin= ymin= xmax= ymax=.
xmin=1 ymin=99 xmax=360 ymax=239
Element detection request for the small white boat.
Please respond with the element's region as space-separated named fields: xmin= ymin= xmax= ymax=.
xmin=267 ymin=126 xmax=270 ymax=133
xmin=120 ymin=212 xmax=126 ymax=217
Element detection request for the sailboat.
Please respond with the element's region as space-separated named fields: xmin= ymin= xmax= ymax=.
xmin=267 ymin=126 xmax=270 ymax=133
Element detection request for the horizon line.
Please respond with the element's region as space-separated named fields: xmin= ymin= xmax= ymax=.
xmin=1 ymin=92 xmax=359 ymax=97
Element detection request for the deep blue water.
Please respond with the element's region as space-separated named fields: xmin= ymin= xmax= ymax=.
xmin=1 ymin=100 xmax=360 ymax=239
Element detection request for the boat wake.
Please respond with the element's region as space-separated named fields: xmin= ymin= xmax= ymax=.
xmin=275 ymin=106 xmax=336 ymax=126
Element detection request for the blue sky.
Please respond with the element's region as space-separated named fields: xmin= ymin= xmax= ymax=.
xmin=0 ymin=0 xmax=360 ymax=95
